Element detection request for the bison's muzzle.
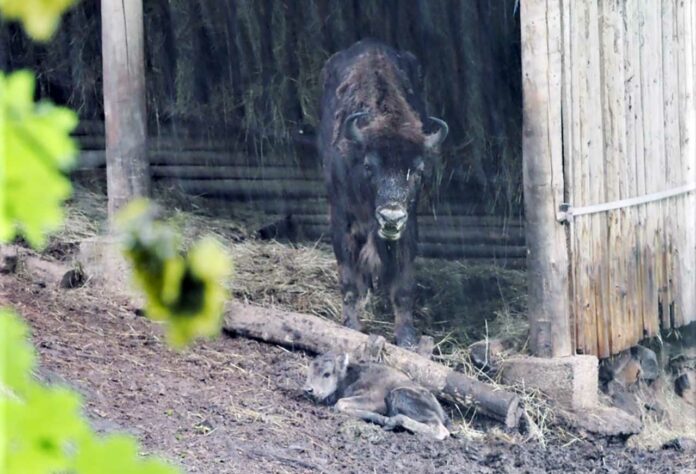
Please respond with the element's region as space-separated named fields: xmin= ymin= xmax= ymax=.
xmin=376 ymin=205 xmax=408 ymax=240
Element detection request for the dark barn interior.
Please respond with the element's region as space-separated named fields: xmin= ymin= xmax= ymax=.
xmin=1 ymin=0 xmax=523 ymax=264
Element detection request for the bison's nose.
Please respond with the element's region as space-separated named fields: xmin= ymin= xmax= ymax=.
xmin=376 ymin=206 xmax=408 ymax=228
xmin=303 ymin=386 xmax=314 ymax=395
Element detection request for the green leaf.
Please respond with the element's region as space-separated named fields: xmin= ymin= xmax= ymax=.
xmin=73 ymin=435 xmax=178 ymax=474
xmin=167 ymin=237 xmax=232 ymax=348
xmin=5 ymin=385 xmax=89 ymax=473
xmin=117 ymin=201 xmax=233 ymax=348
xmin=0 ymin=311 xmax=181 ymax=473
xmin=0 ymin=70 xmax=78 ymax=248
xmin=0 ymin=309 xmax=35 ymax=395
xmin=0 ymin=0 xmax=77 ymax=41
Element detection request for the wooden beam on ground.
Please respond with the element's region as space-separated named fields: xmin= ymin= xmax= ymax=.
xmin=520 ymin=0 xmax=572 ymax=357
xmin=224 ymin=303 xmax=523 ymax=428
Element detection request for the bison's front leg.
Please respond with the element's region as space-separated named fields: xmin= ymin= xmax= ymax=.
xmin=338 ymin=263 xmax=365 ymax=331
xmin=331 ymin=208 xmax=368 ymax=332
xmin=389 ymin=268 xmax=417 ymax=348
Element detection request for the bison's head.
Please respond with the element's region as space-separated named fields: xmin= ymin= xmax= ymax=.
xmin=344 ymin=112 xmax=448 ymax=241
xmin=303 ymin=352 xmax=350 ymax=404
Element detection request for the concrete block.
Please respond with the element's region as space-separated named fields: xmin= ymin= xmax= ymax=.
xmin=557 ymin=406 xmax=642 ymax=436
xmin=501 ymin=355 xmax=598 ymax=410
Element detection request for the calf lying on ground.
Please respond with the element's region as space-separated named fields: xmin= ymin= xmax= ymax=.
xmin=303 ymin=352 xmax=450 ymax=440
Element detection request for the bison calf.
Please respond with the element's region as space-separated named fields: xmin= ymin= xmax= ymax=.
xmin=303 ymin=352 xmax=450 ymax=440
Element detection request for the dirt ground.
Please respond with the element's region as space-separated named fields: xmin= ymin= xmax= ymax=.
xmin=2 ymin=270 xmax=694 ymax=474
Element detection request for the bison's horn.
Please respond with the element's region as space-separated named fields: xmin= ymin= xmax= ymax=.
xmin=424 ymin=116 xmax=449 ymax=150
xmin=344 ymin=111 xmax=369 ymax=144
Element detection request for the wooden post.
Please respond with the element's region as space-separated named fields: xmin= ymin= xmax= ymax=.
xmin=101 ymin=0 xmax=149 ymax=220
xmin=520 ymin=0 xmax=572 ymax=357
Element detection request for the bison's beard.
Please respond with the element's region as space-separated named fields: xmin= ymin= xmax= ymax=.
xmin=377 ymin=226 xmax=403 ymax=240
xmin=377 ymin=218 xmax=407 ymax=240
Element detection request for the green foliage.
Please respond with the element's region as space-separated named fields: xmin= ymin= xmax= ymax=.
xmin=1 ymin=7 xmax=233 ymax=473
xmin=74 ymin=436 xmax=175 ymax=474
xmin=0 ymin=311 xmax=180 ymax=474
xmin=0 ymin=0 xmax=77 ymax=41
xmin=0 ymin=309 xmax=35 ymax=395
xmin=118 ymin=199 xmax=233 ymax=348
xmin=0 ymin=70 xmax=78 ymax=248
xmin=5 ymin=385 xmax=89 ymax=473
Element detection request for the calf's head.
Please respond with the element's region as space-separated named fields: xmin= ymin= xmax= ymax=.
xmin=303 ymin=352 xmax=350 ymax=403
xmin=344 ymin=112 xmax=448 ymax=241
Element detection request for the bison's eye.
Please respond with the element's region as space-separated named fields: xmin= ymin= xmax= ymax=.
xmin=363 ymin=163 xmax=373 ymax=176
xmin=323 ymin=372 xmax=331 ymax=378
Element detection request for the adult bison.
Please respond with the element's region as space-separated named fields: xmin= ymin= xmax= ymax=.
xmin=317 ymin=40 xmax=448 ymax=347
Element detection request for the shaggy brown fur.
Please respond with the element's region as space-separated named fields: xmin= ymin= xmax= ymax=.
xmin=331 ymin=51 xmax=425 ymax=150
xmin=318 ymin=40 xmax=446 ymax=347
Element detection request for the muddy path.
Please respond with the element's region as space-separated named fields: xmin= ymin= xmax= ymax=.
xmin=1 ymin=272 xmax=693 ymax=473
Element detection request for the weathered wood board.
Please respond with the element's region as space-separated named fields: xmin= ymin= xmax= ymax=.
xmin=561 ymin=0 xmax=696 ymax=357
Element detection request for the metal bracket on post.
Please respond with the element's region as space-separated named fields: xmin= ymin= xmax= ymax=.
xmin=556 ymin=203 xmax=572 ymax=224
xmin=555 ymin=183 xmax=696 ymax=224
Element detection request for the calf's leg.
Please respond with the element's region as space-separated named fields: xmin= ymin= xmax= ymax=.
xmin=383 ymin=414 xmax=449 ymax=441
xmin=336 ymin=394 xmax=448 ymax=440
xmin=386 ymin=386 xmax=450 ymax=440
xmin=335 ymin=396 xmax=389 ymax=425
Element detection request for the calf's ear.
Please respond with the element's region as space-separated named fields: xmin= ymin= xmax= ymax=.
xmin=336 ymin=353 xmax=350 ymax=374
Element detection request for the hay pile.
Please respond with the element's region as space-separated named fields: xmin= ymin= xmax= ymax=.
xmin=54 ymin=183 xmax=527 ymax=348
xmin=49 ymin=184 xmax=594 ymax=442
xmin=8 ymin=0 xmax=523 ymax=214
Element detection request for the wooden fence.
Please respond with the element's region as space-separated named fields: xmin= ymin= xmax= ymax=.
xmin=73 ymin=124 xmax=525 ymax=267
xmin=522 ymin=0 xmax=696 ymax=358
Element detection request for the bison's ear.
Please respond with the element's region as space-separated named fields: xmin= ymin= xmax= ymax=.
xmin=344 ymin=111 xmax=369 ymax=144
xmin=424 ymin=117 xmax=449 ymax=151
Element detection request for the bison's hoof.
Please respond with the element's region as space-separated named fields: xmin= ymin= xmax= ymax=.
xmin=383 ymin=418 xmax=398 ymax=431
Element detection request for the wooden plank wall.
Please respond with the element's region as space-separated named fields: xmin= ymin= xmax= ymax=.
xmin=563 ymin=0 xmax=696 ymax=357
xmin=72 ymin=126 xmax=526 ymax=267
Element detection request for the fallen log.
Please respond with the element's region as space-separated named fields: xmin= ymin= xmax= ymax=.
xmin=159 ymin=178 xmax=326 ymax=199
xmin=192 ymin=196 xmax=330 ymax=217
xmin=276 ymin=213 xmax=522 ymax=228
xmin=149 ymin=151 xmax=242 ymax=166
xmin=73 ymin=120 xmax=105 ymax=136
xmin=0 ymin=245 xmax=81 ymax=289
xmin=77 ymin=150 xmax=107 ymax=169
xmin=224 ymin=303 xmax=523 ymax=428
xmin=418 ymin=214 xmax=524 ymax=228
xmin=74 ymin=148 xmax=313 ymax=169
xmin=151 ymin=165 xmax=322 ymax=181
xmin=294 ymin=226 xmax=527 ymax=262
xmin=417 ymin=242 xmax=527 ymax=259
xmin=75 ymin=150 xmax=250 ymax=169
xmin=76 ymin=135 xmax=106 ymax=150
xmin=294 ymin=221 xmax=524 ymax=246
